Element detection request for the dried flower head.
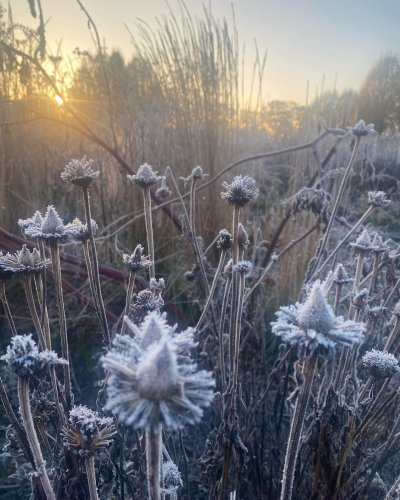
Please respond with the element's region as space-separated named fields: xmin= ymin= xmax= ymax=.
xmin=127 ymin=163 xmax=161 ymax=188
xmin=362 ymin=349 xmax=400 ymax=379
xmin=285 ymin=187 xmax=330 ymax=222
xmin=350 ymin=228 xmax=376 ymax=254
xmin=271 ymin=282 xmax=365 ymax=354
xmin=216 ymin=229 xmax=232 ymax=250
xmin=123 ymin=244 xmax=152 ymax=272
xmin=0 ymin=245 xmax=50 ymax=276
xmin=351 ymin=288 xmax=369 ymax=309
xmin=1 ymin=334 xmax=66 ymax=378
xmin=64 ymin=218 xmax=98 ymax=242
xmin=371 ymin=234 xmax=389 ymax=255
xmin=163 ymin=460 xmax=183 ymax=493
xmin=150 ymin=277 xmax=165 ymax=293
xmin=18 ymin=211 xmax=43 ymax=233
xmin=220 ymin=175 xmax=259 ymax=207
xmin=237 ymin=223 xmax=250 ymax=250
xmin=333 ymin=263 xmax=351 ymax=286
xmin=349 ymin=120 xmax=375 ymax=137
xmin=102 ymin=315 xmax=214 ymax=431
xmin=191 ymin=165 xmax=204 ymax=179
xmin=155 ymin=176 xmax=172 ymax=199
xmin=232 ymin=260 xmax=252 ymax=275
xmin=25 ymin=206 xmax=69 ymax=242
xmin=393 ymin=303 xmax=400 ymax=318
xmin=61 ymin=156 xmax=100 ymax=188
xmin=62 ymin=405 xmax=115 ymax=457
xmin=131 ymin=289 xmax=164 ymax=317
xmin=368 ymin=191 xmax=390 ymax=207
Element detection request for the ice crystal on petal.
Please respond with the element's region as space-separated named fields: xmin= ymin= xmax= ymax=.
xmin=61 ymin=156 xmax=100 ymax=188
xmin=127 ymin=163 xmax=161 ymax=187
xmin=1 ymin=334 xmax=66 ymax=378
xmin=220 ymin=175 xmax=259 ymax=207
xmin=271 ymin=282 xmax=365 ymax=354
xmin=362 ymin=349 xmax=400 ymax=378
xmin=368 ymin=191 xmax=390 ymax=207
xmin=0 ymin=246 xmax=50 ymax=276
xmin=62 ymin=405 xmax=115 ymax=456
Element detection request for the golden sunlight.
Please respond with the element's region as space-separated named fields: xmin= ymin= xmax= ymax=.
xmin=54 ymin=95 xmax=64 ymax=106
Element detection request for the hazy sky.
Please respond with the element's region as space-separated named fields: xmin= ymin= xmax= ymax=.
xmin=11 ymin=0 xmax=400 ymax=103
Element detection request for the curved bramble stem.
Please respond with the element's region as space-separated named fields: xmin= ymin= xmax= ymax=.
xmin=85 ymin=455 xmax=99 ymax=500
xmin=18 ymin=378 xmax=56 ymax=500
xmin=146 ymin=427 xmax=162 ymax=500
xmin=280 ymin=354 xmax=318 ymax=500
xmin=82 ymin=187 xmax=110 ymax=344
xmin=49 ymin=242 xmax=72 ymax=410
xmin=310 ymin=135 xmax=362 ymax=278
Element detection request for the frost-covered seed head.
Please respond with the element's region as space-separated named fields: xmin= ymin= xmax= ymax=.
xmin=220 ymin=175 xmax=259 ymax=207
xmin=232 ymin=260 xmax=252 ymax=275
xmin=1 ymin=334 xmax=66 ymax=378
xmin=131 ymin=289 xmax=164 ymax=317
xmin=127 ymin=163 xmax=161 ymax=188
xmin=191 ymin=165 xmax=204 ymax=179
xmin=351 ymin=288 xmax=369 ymax=309
xmin=285 ymin=187 xmax=330 ymax=221
xmin=368 ymin=191 xmax=390 ymax=207
xmin=216 ymin=229 xmax=232 ymax=250
xmin=123 ymin=244 xmax=152 ymax=272
xmin=237 ymin=223 xmax=250 ymax=250
xmin=350 ymin=228 xmax=376 ymax=254
xmin=61 ymin=156 xmax=100 ymax=188
xmin=150 ymin=277 xmax=165 ymax=294
xmin=366 ymin=303 xmax=387 ymax=322
xmin=0 ymin=246 xmax=50 ymax=276
xmin=362 ymin=349 xmax=400 ymax=379
xmin=65 ymin=218 xmax=98 ymax=242
xmin=163 ymin=461 xmax=183 ymax=491
xmin=350 ymin=120 xmax=375 ymax=137
xmin=393 ymin=303 xmax=400 ymax=318
xmin=62 ymin=405 xmax=115 ymax=457
xmin=271 ymin=281 xmax=365 ymax=354
xmin=18 ymin=211 xmax=43 ymax=234
xmin=25 ymin=206 xmax=69 ymax=242
xmin=371 ymin=234 xmax=389 ymax=254
xmin=102 ymin=327 xmax=214 ymax=430
xmin=333 ymin=263 xmax=350 ymax=286
xmin=155 ymin=177 xmax=172 ymax=199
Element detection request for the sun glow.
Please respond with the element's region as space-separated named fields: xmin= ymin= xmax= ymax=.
xmin=55 ymin=95 xmax=64 ymax=106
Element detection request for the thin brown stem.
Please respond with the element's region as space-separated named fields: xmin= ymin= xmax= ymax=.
xmin=85 ymin=455 xmax=99 ymax=500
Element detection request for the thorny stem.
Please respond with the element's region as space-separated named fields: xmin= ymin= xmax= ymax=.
xmin=82 ymin=187 xmax=110 ymax=344
xmin=311 ymin=135 xmax=362 ymax=277
xmin=85 ymin=455 xmax=99 ymax=500
xmin=280 ymin=354 xmax=318 ymax=500
xmin=146 ymin=428 xmax=162 ymax=500
xmin=49 ymin=242 xmax=72 ymax=410
xmin=18 ymin=378 xmax=56 ymax=500
xmin=143 ymin=186 xmax=156 ymax=281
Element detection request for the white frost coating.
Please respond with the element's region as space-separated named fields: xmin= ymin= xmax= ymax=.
xmin=362 ymin=349 xmax=400 ymax=378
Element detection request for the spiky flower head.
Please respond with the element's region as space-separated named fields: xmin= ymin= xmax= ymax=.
xmin=123 ymin=244 xmax=152 ymax=272
xmin=271 ymin=282 xmax=365 ymax=354
xmin=237 ymin=223 xmax=250 ymax=250
xmin=24 ymin=205 xmax=69 ymax=242
xmin=18 ymin=211 xmax=43 ymax=233
xmin=232 ymin=260 xmax=252 ymax=275
xmin=350 ymin=228 xmax=376 ymax=254
xmin=216 ymin=229 xmax=232 ymax=250
xmin=362 ymin=349 xmax=400 ymax=379
xmin=349 ymin=120 xmax=375 ymax=137
xmin=1 ymin=334 xmax=66 ymax=378
xmin=220 ymin=175 xmax=259 ymax=207
xmin=64 ymin=218 xmax=98 ymax=242
xmin=333 ymin=263 xmax=351 ymax=286
xmin=131 ymin=289 xmax=164 ymax=318
xmin=371 ymin=234 xmax=389 ymax=255
xmin=163 ymin=460 xmax=183 ymax=494
xmin=61 ymin=156 xmax=100 ymax=188
xmin=368 ymin=191 xmax=390 ymax=207
xmin=351 ymin=288 xmax=369 ymax=310
xmin=102 ymin=315 xmax=214 ymax=431
xmin=191 ymin=165 xmax=204 ymax=179
xmin=156 ymin=176 xmax=172 ymax=199
xmin=62 ymin=405 xmax=115 ymax=457
xmin=0 ymin=245 xmax=50 ymax=276
xmin=127 ymin=163 xmax=161 ymax=188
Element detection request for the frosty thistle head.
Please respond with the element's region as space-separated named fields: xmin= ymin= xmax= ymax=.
xmin=127 ymin=163 xmax=161 ymax=188
xmin=220 ymin=175 xmax=259 ymax=207
xmin=61 ymin=156 xmax=100 ymax=188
